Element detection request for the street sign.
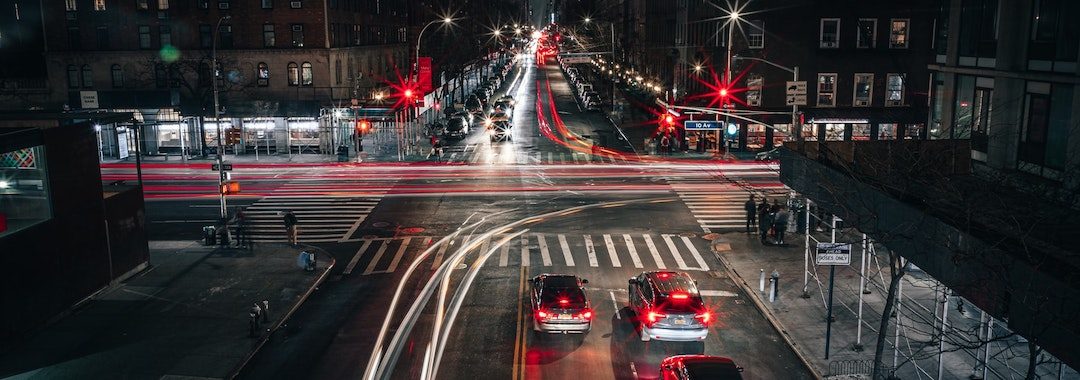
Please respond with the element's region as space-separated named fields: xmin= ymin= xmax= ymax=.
xmin=211 ymin=163 xmax=234 ymax=171
xmin=785 ymin=81 xmax=808 ymax=106
xmin=815 ymin=242 xmax=852 ymax=265
xmin=684 ymin=120 xmax=723 ymax=131
xmin=560 ymin=55 xmax=592 ymax=64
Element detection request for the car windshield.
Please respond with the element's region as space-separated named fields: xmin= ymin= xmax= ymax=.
xmin=685 ymin=362 xmax=742 ymax=379
xmin=540 ymin=287 xmax=586 ymax=309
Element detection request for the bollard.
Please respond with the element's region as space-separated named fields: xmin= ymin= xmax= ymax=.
xmin=770 ymin=270 xmax=780 ymax=302
xmin=248 ymin=311 xmax=258 ymax=337
xmin=252 ymin=304 xmax=263 ymax=323
xmin=759 ymin=269 xmax=766 ymax=292
xmin=261 ymin=300 xmax=270 ymax=322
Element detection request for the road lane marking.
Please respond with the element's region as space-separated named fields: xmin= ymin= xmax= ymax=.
xmin=343 ymin=239 xmax=373 ymax=275
xmin=583 ymin=235 xmax=599 ymax=267
xmin=381 ymin=237 xmax=410 ymax=273
xmin=572 ymin=152 xmax=581 ymax=163
xmin=362 ymin=240 xmax=390 ymax=275
xmin=700 ymin=290 xmax=740 ymax=297
xmin=557 ymin=234 xmax=576 ymax=266
xmin=642 ymin=234 xmax=666 ymax=269
xmin=499 ymin=240 xmax=511 ymax=267
xmin=512 ymin=265 xmax=526 ymax=380
xmin=610 ymin=291 xmax=621 ymax=319
xmin=536 ymin=233 xmax=553 ymax=266
xmin=521 ymin=235 xmax=530 ymax=267
xmin=603 ymin=234 xmax=622 ymax=267
xmin=680 ymin=235 xmax=710 ymax=271
xmin=547 ymin=152 xmax=553 ymax=164
xmin=622 ymin=234 xmax=644 ymax=268
xmin=662 ymin=234 xmax=691 ymax=270
xmin=432 ymin=238 xmax=452 ymax=270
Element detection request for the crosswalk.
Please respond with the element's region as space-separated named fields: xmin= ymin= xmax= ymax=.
xmin=444 ymin=150 xmax=635 ymax=165
xmin=341 ymin=233 xmax=712 ymax=276
xmin=667 ymin=174 xmax=791 ymax=233
xmin=240 ymin=195 xmax=383 ymax=243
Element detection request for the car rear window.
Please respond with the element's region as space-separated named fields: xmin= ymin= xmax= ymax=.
xmin=685 ymin=362 xmax=742 ymax=379
xmin=540 ymin=287 xmax=586 ymax=309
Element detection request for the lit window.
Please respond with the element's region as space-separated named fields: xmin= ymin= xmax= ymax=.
xmin=853 ymin=73 xmax=873 ymax=106
xmin=94 ymin=0 xmax=106 ymax=11
xmin=820 ymin=18 xmax=840 ymax=48
xmin=747 ymin=20 xmax=764 ymax=49
xmin=0 ymin=144 xmax=53 ymax=238
xmin=301 ymin=62 xmax=313 ymax=86
xmin=886 ymin=73 xmax=905 ymax=105
xmin=158 ymin=0 xmax=169 ymax=9
xmin=890 ymin=19 xmax=909 ymax=48
xmin=817 ymin=73 xmax=837 ymax=106
xmin=65 ymin=0 xmax=77 ymax=11
xmin=257 ymin=62 xmax=269 ymax=87
xmin=857 ymin=19 xmax=876 ymax=48
xmin=287 ymin=62 xmax=299 ymax=86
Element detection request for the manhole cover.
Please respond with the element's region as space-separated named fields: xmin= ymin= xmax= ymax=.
xmin=701 ymin=233 xmax=720 ymax=240
xmin=400 ymin=227 xmax=425 ymax=234
xmin=372 ymin=221 xmax=391 ymax=228
xmin=679 ymin=232 xmax=697 ymax=238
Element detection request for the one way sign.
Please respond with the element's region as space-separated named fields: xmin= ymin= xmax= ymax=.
xmin=786 ymin=81 xmax=808 ymax=106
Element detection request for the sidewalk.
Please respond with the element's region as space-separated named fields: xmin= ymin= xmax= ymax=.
xmin=711 ymin=231 xmax=1080 ymax=379
xmin=0 ymin=241 xmax=334 ymax=380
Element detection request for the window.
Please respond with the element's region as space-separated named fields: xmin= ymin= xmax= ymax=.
xmin=878 ymin=124 xmax=897 ymax=140
xmin=65 ymin=0 xmax=77 ymax=10
xmin=257 ymin=62 xmax=269 ymax=86
xmin=290 ymin=0 xmax=301 ymax=8
xmin=335 ymin=59 xmax=342 ymax=84
xmin=199 ymin=24 xmax=212 ymax=48
xmin=0 ymin=145 xmax=53 ymax=238
xmin=197 ymin=0 xmax=208 ymax=9
xmin=158 ymin=0 xmax=169 ymax=9
xmin=853 ymin=73 xmax=873 ymax=106
xmin=890 ymin=19 xmax=909 ymax=48
xmin=291 ymin=24 xmax=304 ymax=47
xmin=747 ymin=20 xmax=764 ymax=49
xmin=137 ymin=0 xmax=149 ymax=10
xmin=96 ymin=26 xmax=109 ymax=49
xmin=852 ymin=124 xmax=871 ymax=140
xmin=886 ymin=73 xmax=905 ymax=105
xmin=857 ymin=19 xmax=876 ymax=48
xmin=1019 ymin=83 xmax=1072 ymax=173
xmin=218 ymin=0 xmax=229 ymax=9
xmin=111 ymin=64 xmax=124 ymax=88
xmin=353 ymin=24 xmax=361 ymax=45
xmin=801 ymin=124 xmax=818 ymax=141
xmin=820 ymin=18 xmax=840 ymax=48
xmin=745 ymin=74 xmax=762 ymax=106
xmin=817 ymin=73 xmax=837 ymax=106
xmin=67 ymin=27 xmax=81 ymax=50
xmin=160 ymin=25 xmax=172 ymax=46
xmin=958 ymin=0 xmax=998 ymax=58
xmin=301 ymin=62 xmax=313 ymax=86
xmin=94 ymin=0 xmax=106 ymax=10
xmin=81 ymin=65 xmax=93 ymax=88
xmin=67 ymin=65 xmax=79 ymax=88
xmin=287 ymin=62 xmax=299 ymax=86
xmin=138 ymin=25 xmax=151 ymax=49
xmin=155 ymin=63 xmax=167 ymax=88
xmin=329 ymin=23 xmax=336 ymax=46
xmin=824 ymin=124 xmax=845 ymax=141
xmin=262 ymin=0 xmax=272 ymax=8
xmin=262 ymin=24 xmax=275 ymax=47
xmin=219 ymin=25 xmax=233 ymax=49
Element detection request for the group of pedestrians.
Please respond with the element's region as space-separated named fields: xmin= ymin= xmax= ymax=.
xmin=744 ymin=194 xmax=791 ymax=245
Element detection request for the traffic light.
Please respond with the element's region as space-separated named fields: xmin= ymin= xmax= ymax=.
xmin=355 ymin=119 xmax=371 ymax=134
xmin=404 ymin=89 xmax=414 ymax=99
xmin=663 ymin=114 xmax=675 ymax=126
xmin=719 ymin=88 xmax=729 ymax=98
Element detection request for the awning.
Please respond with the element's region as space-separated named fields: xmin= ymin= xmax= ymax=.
xmin=802 ymin=107 xmax=926 ymax=124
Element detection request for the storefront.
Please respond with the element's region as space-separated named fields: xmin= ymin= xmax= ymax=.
xmin=243 ymin=118 xmax=277 ymax=155
xmin=287 ymin=117 xmax=320 ymax=154
xmin=202 ymin=118 xmax=238 ymax=155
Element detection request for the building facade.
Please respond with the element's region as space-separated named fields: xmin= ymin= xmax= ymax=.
xmin=43 ymin=0 xmax=410 ymax=158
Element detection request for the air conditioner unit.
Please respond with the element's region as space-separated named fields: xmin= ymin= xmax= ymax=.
xmin=290 ymin=1 xmax=301 ymax=8
xmin=820 ymin=41 xmax=838 ymax=48
xmin=218 ymin=2 xmax=229 ymax=9
xmin=855 ymin=99 xmax=869 ymax=106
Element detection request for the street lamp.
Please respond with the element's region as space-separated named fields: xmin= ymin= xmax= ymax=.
xmin=415 ymin=17 xmax=454 ymax=81
xmin=212 ymin=14 xmax=231 ymax=219
xmin=719 ymin=10 xmax=739 ymax=157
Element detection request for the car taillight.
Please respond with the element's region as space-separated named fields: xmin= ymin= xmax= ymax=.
xmin=646 ymin=310 xmax=666 ymax=325
xmin=536 ymin=310 xmax=549 ymax=321
xmin=696 ymin=311 xmax=712 ymax=324
xmin=580 ymin=309 xmax=593 ymax=320
xmin=670 ymin=293 xmax=689 ymax=300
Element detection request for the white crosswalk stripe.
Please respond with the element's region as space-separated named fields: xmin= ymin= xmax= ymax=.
xmin=667 ymin=175 xmax=790 ymax=233
xmin=444 ymin=149 xmax=634 ymax=165
xmin=345 ymin=233 xmax=712 ymax=275
xmin=237 ymin=191 xmax=385 ymax=243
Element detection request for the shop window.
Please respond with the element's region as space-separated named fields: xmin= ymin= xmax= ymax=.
xmin=81 ymin=65 xmax=93 ymax=88
xmin=67 ymin=65 xmax=79 ymax=89
xmin=287 ymin=62 xmax=299 ymax=86
xmin=853 ymin=73 xmax=873 ymax=106
xmin=0 ymin=144 xmax=53 ymax=238
xmin=890 ymin=19 xmax=909 ymax=48
xmin=878 ymin=124 xmax=897 ymax=140
xmin=772 ymin=123 xmax=793 ymax=148
xmin=111 ymin=64 xmax=124 ymax=88
xmin=817 ymin=73 xmax=836 ymax=106
xmin=288 ymin=118 xmax=320 ymax=153
xmin=820 ymin=18 xmax=839 ymax=48
xmin=886 ymin=73 xmax=905 ymax=106
xmin=824 ymin=124 xmax=845 ymax=141
xmin=857 ymin=19 xmax=876 ymax=48
xmin=801 ymin=124 xmax=818 ymax=141
xmin=852 ymin=124 xmax=871 ymax=140
xmin=904 ymin=124 xmax=924 ymax=140
xmin=257 ymin=62 xmax=269 ymax=87
xmin=301 ymin=62 xmax=313 ymax=86
xmin=746 ymin=124 xmax=766 ymax=150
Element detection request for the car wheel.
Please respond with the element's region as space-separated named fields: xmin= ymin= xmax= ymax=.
xmin=639 ymin=329 xmax=651 ymax=342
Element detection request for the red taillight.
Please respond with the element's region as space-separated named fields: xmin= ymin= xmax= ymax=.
xmin=670 ymin=293 xmax=689 ymax=300
xmin=536 ymin=310 xmax=549 ymax=320
xmin=658 ymin=273 xmax=670 ymax=279
xmin=646 ymin=310 xmax=666 ymax=324
xmin=696 ymin=311 xmax=712 ymax=324
xmin=558 ymin=298 xmax=569 ymax=305
xmin=581 ymin=309 xmax=593 ymax=320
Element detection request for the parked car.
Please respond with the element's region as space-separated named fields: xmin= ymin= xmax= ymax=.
xmin=444 ymin=115 xmax=470 ymax=139
xmin=452 ymin=110 xmax=474 ymax=125
xmin=473 ymin=90 xmax=490 ymax=105
xmin=530 ymin=274 xmax=592 ymax=334
xmin=488 ymin=120 xmax=513 ymax=142
xmin=628 ymin=271 xmax=711 ymax=342
xmin=465 ymin=96 xmax=483 ymax=115
xmin=660 ymin=356 xmax=744 ymax=380
xmin=493 ymin=96 xmax=515 ymax=113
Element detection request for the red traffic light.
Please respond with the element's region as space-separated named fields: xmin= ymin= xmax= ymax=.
xmin=719 ymin=88 xmax=729 ymax=97
xmin=404 ymin=89 xmax=414 ymax=98
xmin=355 ymin=119 xmax=371 ymax=133
xmin=664 ymin=114 xmax=675 ymax=126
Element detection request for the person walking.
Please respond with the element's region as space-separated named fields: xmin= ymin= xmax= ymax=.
xmin=659 ymin=134 xmax=671 ymax=155
xmin=758 ymin=204 xmax=772 ymax=244
xmin=234 ymin=209 xmax=249 ymax=249
xmin=282 ymin=210 xmax=299 ymax=246
xmin=773 ymin=206 xmax=790 ymax=245
xmin=744 ymin=195 xmax=757 ymax=233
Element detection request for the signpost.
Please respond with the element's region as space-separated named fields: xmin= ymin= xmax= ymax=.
xmin=816 ymin=241 xmax=851 ymax=359
xmin=559 ymin=55 xmax=592 ymax=64
xmin=211 ymin=163 xmax=234 ymax=171
xmin=683 ymin=120 xmax=723 ymax=131
xmin=785 ymin=81 xmax=808 ymax=106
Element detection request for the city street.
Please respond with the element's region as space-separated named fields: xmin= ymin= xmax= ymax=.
xmin=101 ymin=56 xmax=807 ymax=379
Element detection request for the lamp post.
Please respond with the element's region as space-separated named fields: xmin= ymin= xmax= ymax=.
xmin=721 ymin=11 xmax=739 ymax=157
xmin=415 ymin=17 xmax=453 ymax=83
xmin=584 ymin=18 xmax=616 ymax=115
xmin=733 ymin=56 xmax=800 ymax=143
xmin=212 ymin=15 xmax=231 ymax=219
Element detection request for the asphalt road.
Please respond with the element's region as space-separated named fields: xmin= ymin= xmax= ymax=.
xmin=115 ymin=53 xmax=806 ymax=380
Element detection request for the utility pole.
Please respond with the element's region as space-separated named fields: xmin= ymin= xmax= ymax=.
xmin=212 ymin=15 xmax=231 ymax=219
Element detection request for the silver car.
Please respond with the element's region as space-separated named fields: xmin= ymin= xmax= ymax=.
xmin=530 ymin=274 xmax=593 ymax=334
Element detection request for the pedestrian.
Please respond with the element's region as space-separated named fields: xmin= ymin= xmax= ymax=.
xmin=248 ymin=310 xmax=258 ymax=338
xmin=261 ymin=300 xmax=270 ymax=323
xmin=252 ymin=303 xmax=263 ymax=323
xmin=234 ymin=209 xmax=248 ymax=249
xmin=659 ymin=134 xmax=671 ymax=155
xmin=773 ymin=206 xmax=790 ymax=245
xmin=282 ymin=210 xmax=299 ymax=246
xmin=758 ymin=205 xmax=772 ymax=244
xmin=744 ymin=194 xmax=757 ymax=233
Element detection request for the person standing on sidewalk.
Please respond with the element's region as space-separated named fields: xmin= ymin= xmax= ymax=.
xmin=758 ymin=203 xmax=772 ymax=244
xmin=773 ymin=206 xmax=790 ymax=245
xmin=282 ymin=210 xmax=299 ymax=246
xmin=233 ymin=209 xmax=249 ymax=249
xmin=744 ymin=195 xmax=757 ymax=233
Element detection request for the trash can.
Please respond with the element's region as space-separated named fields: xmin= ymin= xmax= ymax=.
xmin=203 ymin=225 xmax=217 ymax=245
xmin=336 ymin=145 xmax=349 ymax=162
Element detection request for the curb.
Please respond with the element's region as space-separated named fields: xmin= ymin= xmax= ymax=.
xmin=710 ymin=238 xmax=824 ymax=380
xmin=227 ymin=245 xmax=336 ymax=380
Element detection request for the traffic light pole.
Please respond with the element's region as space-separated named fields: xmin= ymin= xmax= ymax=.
xmin=212 ymin=15 xmax=230 ymax=219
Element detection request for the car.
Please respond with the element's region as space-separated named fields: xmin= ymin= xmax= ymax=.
xmin=578 ymin=83 xmax=594 ymax=94
xmin=493 ymin=97 xmax=515 ymax=113
xmin=452 ymin=110 xmax=474 ymax=125
xmin=628 ymin=271 xmax=711 ymax=342
xmin=488 ymin=120 xmax=513 ymax=142
xmin=585 ymin=99 xmax=600 ymax=112
xmin=474 ymin=89 xmax=490 ymax=104
xmin=755 ymin=147 xmax=780 ymax=161
xmin=530 ymin=274 xmax=592 ymax=334
xmin=488 ymin=111 xmax=510 ymax=124
xmin=660 ymin=356 xmax=744 ymax=380
xmin=465 ymin=96 xmax=483 ymax=115
xmin=443 ymin=115 xmax=470 ymax=139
